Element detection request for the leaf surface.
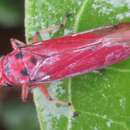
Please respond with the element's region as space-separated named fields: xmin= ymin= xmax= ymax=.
xmin=25 ymin=0 xmax=130 ymax=130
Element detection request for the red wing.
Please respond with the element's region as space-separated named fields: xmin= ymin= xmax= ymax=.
xmin=22 ymin=31 xmax=101 ymax=83
xmin=24 ymin=23 xmax=130 ymax=57
xmin=24 ymin=33 xmax=100 ymax=57
xmin=21 ymin=23 xmax=130 ymax=83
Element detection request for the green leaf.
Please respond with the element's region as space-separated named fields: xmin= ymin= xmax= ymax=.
xmin=25 ymin=0 xmax=130 ymax=130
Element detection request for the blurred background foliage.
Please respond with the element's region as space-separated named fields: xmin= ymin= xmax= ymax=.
xmin=0 ymin=0 xmax=39 ymax=130
xmin=0 ymin=0 xmax=24 ymax=28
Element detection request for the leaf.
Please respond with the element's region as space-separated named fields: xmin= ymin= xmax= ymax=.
xmin=25 ymin=0 xmax=130 ymax=130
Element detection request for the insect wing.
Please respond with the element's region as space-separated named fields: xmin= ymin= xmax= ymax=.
xmin=22 ymin=23 xmax=130 ymax=83
xmin=21 ymin=34 xmax=101 ymax=83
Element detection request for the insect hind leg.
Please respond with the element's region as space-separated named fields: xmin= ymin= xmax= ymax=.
xmin=32 ymin=23 xmax=65 ymax=42
xmin=38 ymin=84 xmax=78 ymax=117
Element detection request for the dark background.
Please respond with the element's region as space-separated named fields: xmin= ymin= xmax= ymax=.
xmin=0 ymin=1 xmax=39 ymax=130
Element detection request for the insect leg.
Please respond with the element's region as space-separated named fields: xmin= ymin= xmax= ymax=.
xmin=92 ymin=69 xmax=105 ymax=75
xmin=38 ymin=85 xmax=78 ymax=117
xmin=38 ymin=84 xmax=50 ymax=99
xmin=21 ymin=84 xmax=29 ymax=102
xmin=10 ymin=38 xmax=26 ymax=49
xmin=32 ymin=14 xmax=69 ymax=42
xmin=32 ymin=24 xmax=65 ymax=42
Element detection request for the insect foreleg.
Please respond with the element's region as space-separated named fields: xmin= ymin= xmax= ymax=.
xmin=21 ymin=84 xmax=29 ymax=102
xmin=10 ymin=38 xmax=26 ymax=49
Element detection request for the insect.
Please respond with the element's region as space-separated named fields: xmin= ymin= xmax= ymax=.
xmin=0 ymin=22 xmax=130 ymax=116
